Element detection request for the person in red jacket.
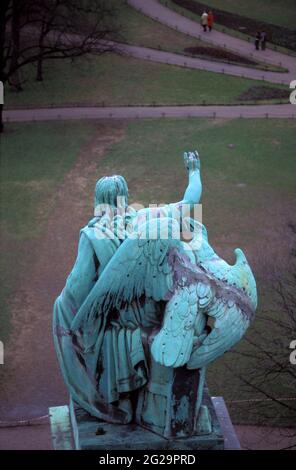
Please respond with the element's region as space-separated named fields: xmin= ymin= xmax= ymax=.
xmin=207 ymin=11 xmax=214 ymax=32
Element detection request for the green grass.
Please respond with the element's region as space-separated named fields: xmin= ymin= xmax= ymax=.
xmin=1 ymin=117 xmax=295 ymax=426
xmin=111 ymin=0 xmax=284 ymax=71
xmin=0 ymin=121 xmax=97 ymax=341
xmin=160 ymin=0 xmax=296 ymax=56
xmin=100 ymin=117 xmax=296 ymax=426
xmin=190 ymin=0 xmax=296 ymax=30
xmin=101 ymin=118 xmax=296 ymax=244
xmin=5 ymin=54 xmax=288 ymax=109
xmin=113 ymin=0 xmax=198 ymax=53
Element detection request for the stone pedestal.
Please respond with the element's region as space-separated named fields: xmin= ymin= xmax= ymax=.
xmin=49 ymin=394 xmax=240 ymax=450
xmin=135 ymin=361 xmax=205 ymax=439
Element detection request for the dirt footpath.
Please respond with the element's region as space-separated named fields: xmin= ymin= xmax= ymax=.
xmin=0 ymin=122 xmax=126 ymax=425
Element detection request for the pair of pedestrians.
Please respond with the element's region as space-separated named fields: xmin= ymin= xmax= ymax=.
xmin=255 ymin=31 xmax=267 ymax=50
xmin=201 ymin=10 xmax=214 ymax=32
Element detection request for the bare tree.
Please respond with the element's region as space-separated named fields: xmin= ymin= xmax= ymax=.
xmin=227 ymin=222 xmax=296 ymax=449
xmin=0 ymin=0 xmax=120 ymax=132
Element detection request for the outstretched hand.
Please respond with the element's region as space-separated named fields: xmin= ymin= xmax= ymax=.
xmin=184 ymin=150 xmax=200 ymax=173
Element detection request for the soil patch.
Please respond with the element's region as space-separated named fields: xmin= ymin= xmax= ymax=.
xmin=237 ymin=86 xmax=290 ymax=101
xmin=184 ymin=46 xmax=257 ymax=65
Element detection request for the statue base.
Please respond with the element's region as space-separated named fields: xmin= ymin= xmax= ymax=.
xmin=49 ymin=393 xmax=240 ymax=450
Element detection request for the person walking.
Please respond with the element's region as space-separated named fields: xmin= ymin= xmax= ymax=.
xmin=255 ymin=31 xmax=261 ymax=50
xmin=261 ymin=31 xmax=267 ymax=50
xmin=201 ymin=11 xmax=208 ymax=32
xmin=207 ymin=11 xmax=214 ymax=32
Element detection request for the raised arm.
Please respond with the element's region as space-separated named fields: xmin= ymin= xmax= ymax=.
xmin=133 ymin=150 xmax=202 ymax=231
xmin=181 ymin=150 xmax=202 ymax=205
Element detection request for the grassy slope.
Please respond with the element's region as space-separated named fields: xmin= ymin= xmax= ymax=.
xmin=161 ymin=0 xmax=296 ymax=56
xmin=102 ymin=118 xmax=296 ymax=200
xmin=0 ymin=121 xmax=97 ymax=341
xmin=113 ymin=0 xmax=284 ymax=71
xmin=113 ymin=0 xmax=198 ymax=53
xmin=3 ymin=0 xmax=288 ymax=110
xmin=191 ymin=0 xmax=296 ymax=29
xmin=5 ymin=54 xmax=288 ymax=109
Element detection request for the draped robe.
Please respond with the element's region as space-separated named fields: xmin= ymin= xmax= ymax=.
xmin=53 ymin=219 xmax=162 ymax=423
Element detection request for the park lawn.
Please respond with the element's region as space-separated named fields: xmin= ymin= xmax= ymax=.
xmin=0 ymin=121 xmax=98 ymax=341
xmin=111 ymin=0 xmax=283 ymax=71
xmin=161 ymin=0 xmax=296 ymax=55
xmin=100 ymin=117 xmax=296 ymax=426
xmin=5 ymin=54 xmax=288 ymax=109
xmin=113 ymin=0 xmax=199 ymax=53
xmin=1 ymin=117 xmax=295 ymax=426
xmin=188 ymin=0 xmax=296 ymax=30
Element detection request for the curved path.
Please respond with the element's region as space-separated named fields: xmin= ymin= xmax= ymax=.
xmin=126 ymin=0 xmax=296 ymax=85
xmin=116 ymin=42 xmax=291 ymax=85
xmin=24 ymin=25 xmax=294 ymax=85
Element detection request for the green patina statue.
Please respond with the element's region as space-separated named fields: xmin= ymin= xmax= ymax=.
xmin=53 ymin=151 xmax=257 ymax=440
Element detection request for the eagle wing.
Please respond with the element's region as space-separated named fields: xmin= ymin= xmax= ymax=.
xmin=187 ymin=297 xmax=251 ymax=369
xmin=71 ymin=218 xmax=190 ymax=352
xmin=151 ymin=282 xmax=213 ymax=367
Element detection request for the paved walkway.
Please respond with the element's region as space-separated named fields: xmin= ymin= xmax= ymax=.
xmin=4 ymin=104 xmax=295 ymax=122
xmin=116 ymin=42 xmax=291 ymax=84
xmin=26 ymin=25 xmax=295 ymax=85
xmin=127 ymin=0 xmax=296 ymax=84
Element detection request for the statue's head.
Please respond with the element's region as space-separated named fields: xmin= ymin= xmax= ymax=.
xmin=94 ymin=175 xmax=129 ymax=210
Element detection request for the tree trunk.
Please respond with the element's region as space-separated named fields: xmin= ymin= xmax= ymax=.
xmin=36 ymin=56 xmax=43 ymax=81
xmin=0 ymin=0 xmax=9 ymax=133
xmin=9 ymin=0 xmax=23 ymax=92
xmin=36 ymin=20 xmax=45 ymax=82
xmin=0 ymin=104 xmax=3 ymax=134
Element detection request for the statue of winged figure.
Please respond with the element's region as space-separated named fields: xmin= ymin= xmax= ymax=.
xmin=53 ymin=151 xmax=257 ymax=439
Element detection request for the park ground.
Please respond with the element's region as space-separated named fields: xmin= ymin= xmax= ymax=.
xmin=1 ymin=118 xmax=296 ymax=446
xmin=1 ymin=0 xmax=296 ymax=451
xmin=160 ymin=0 xmax=296 ymax=52
xmin=4 ymin=0 xmax=292 ymax=109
